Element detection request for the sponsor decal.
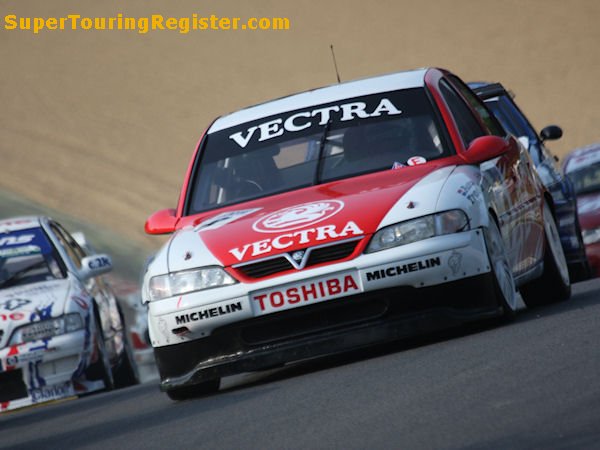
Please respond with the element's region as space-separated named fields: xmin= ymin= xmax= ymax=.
xmin=0 ymin=245 xmax=41 ymax=258
xmin=0 ymin=234 xmax=35 ymax=247
xmin=407 ymin=156 xmax=427 ymax=166
xmin=391 ymin=161 xmax=406 ymax=170
xmin=365 ymin=257 xmax=441 ymax=282
xmin=0 ymin=229 xmax=53 ymax=261
xmin=88 ymin=256 xmax=110 ymax=270
xmin=0 ymin=219 xmax=35 ymax=228
xmin=71 ymin=295 xmax=89 ymax=310
xmin=5 ymin=348 xmax=46 ymax=366
xmin=1 ymin=312 xmax=25 ymax=321
xmin=175 ymin=301 xmax=242 ymax=325
xmin=448 ymin=251 xmax=463 ymax=276
xmin=253 ymin=200 xmax=345 ymax=233
xmin=5 ymin=346 xmax=19 ymax=371
xmin=457 ymin=181 xmax=481 ymax=204
xmin=29 ymin=338 xmax=50 ymax=353
xmin=30 ymin=382 xmax=73 ymax=403
xmin=29 ymin=359 xmax=46 ymax=389
xmin=29 ymin=303 xmax=53 ymax=322
xmin=229 ymin=98 xmax=402 ymax=148
xmin=231 ymin=220 xmax=363 ymax=261
xmin=0 ymin=298 xmax=31 ymax=311
xmin=252 ymin=273 xmax=360 ymax=313
xmin=2 ymin=284 xmax=53 ymax=298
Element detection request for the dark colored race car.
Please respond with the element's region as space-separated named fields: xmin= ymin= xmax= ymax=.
xmin=469 ymin=82 xmax=590 ymax=281
xmin=563 ymin=143 xmax=600 ymax=278
xmin=143 ymin=68 xmax=571 ymax=400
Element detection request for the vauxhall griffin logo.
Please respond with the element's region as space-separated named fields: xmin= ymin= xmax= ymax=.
xmin=253 ymin=200 xmax=345 ymax=233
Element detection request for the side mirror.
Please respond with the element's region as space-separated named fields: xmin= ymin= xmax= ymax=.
xmin=145 ymin=208 xmax=177 ymax=235
xmin=540 ymin=125 xmax=562 ymax=142
xmin=460 ymin=135 xmax=510 ymax=164
xmin=80 ymin=254 xmax=112 ymax=280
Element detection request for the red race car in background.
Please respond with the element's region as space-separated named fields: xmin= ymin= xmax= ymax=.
xmin=564 ymin=143 xmax=600 ymax=277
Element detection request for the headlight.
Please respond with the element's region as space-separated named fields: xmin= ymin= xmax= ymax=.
xmin=582 ymin=227 xmax=600 ymax=245
xmin=366 ymin=210 xmax=469 ymax=253
xmin=10 ymin=313 xmax=83 ymax=345
xmin=149 ymin=266 xmax=237 ymax=301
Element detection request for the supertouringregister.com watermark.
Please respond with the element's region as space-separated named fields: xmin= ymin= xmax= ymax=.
xmin=3 ymin=13 xmax=290 ymax=34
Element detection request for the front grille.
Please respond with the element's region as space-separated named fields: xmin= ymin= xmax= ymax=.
xmin=236 ymin=258 xmax=294 ymax=278
xmin=0 ymin=369 xmax=28 ymax=403
xmin=235 ymin=239 xmax=360 ymax=279
xmin=306 ymin=240 xmax=357 ymax=266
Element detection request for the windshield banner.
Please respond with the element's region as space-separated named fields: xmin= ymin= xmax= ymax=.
xmin=203 ymin=89 xmax=430 ymax=160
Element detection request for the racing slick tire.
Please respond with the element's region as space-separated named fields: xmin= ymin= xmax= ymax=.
xmin=166 ymin=378 xmax=221 ymax=401
xmin=521 ymin=200 xmax=571 ymax=307
xmin=113 ymin=309 xmax=140 ymax=388
xmin=86 ymin=312 xmax=115 ymax=391
xmin=484 ymin=215 xmax=518 ymax=321
xmin=568 ymin=219 xmax=592 ymax=282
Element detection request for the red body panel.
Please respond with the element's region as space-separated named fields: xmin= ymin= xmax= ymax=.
xmin=147 ymin=67 xmax=546 ymax=277
xmin=576 ymin=192 xmax=600 ymax=277
xmin=189 ymin=161 xmax=455 ymax=266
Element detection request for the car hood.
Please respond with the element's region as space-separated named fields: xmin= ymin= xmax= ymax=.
xmin=576 ymin=192 xmax=600 ymax=229
xmin=166 ymin=162 xmax=456 ymax=270
xmin=0 ymin=279 xmax=71 ymax=349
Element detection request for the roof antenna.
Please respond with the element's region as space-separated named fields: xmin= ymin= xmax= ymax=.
xmin=330 ymin=44 xmax=341 ymax=83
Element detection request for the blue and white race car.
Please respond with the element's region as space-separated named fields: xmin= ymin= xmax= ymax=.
xmin=0 ymin=216 xmax=138 ymax=411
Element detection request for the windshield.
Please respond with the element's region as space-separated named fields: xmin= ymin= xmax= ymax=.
xmin=187 ymin=88 xmax=451 ymax=214
xmin=568 ymin=162 xmax=600 ymax=196
xmin=0 ymin=228 xmax=65 ymax=288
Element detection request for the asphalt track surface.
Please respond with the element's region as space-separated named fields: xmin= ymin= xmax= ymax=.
xmin=2 ymin=279 xmax=600 ymax=450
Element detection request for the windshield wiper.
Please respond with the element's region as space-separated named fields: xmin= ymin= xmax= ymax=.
xmin=314 ymin=118 xmax=333 ymax=185
xmin=0 ymin=260 xmax=47 ymax=289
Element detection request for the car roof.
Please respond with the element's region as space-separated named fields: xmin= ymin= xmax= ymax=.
xmin=209 ymin=68 xmax=429 ymax=133
xmin=564 ymin=143 xmax=600 ymax=173
xmin=0 ymin=216 xmax=43 ymax=233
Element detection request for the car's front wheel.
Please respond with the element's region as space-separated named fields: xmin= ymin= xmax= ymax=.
xmin=484 ymin=215 xmax=518 ymax=320
xmin=166 ymin=379 xmax=221 ymax=401
xmin=521 ymin=200 xmax=571 ymax=307
xmin=113 ymin=308 xmax=140 ymax=388
xmin=85 ymin=313 xmax=115 ymax=391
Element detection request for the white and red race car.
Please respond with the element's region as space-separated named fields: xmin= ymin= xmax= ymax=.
xmin=143 ymin=68 xmax=571 ymax=400
xmin=0 ymin=216 xmax=138 ymax=411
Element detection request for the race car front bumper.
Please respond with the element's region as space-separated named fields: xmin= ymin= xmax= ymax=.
xmin=150 ymin=228 xmax=501 ymax=391
xmin=155 ymin=274 xmax=501 ymax=391
xmin=0 ymin=330 xmax=102 ymax=411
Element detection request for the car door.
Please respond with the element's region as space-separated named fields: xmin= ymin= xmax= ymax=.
xmin=437 ymin=76 xmax=544 ymax=277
